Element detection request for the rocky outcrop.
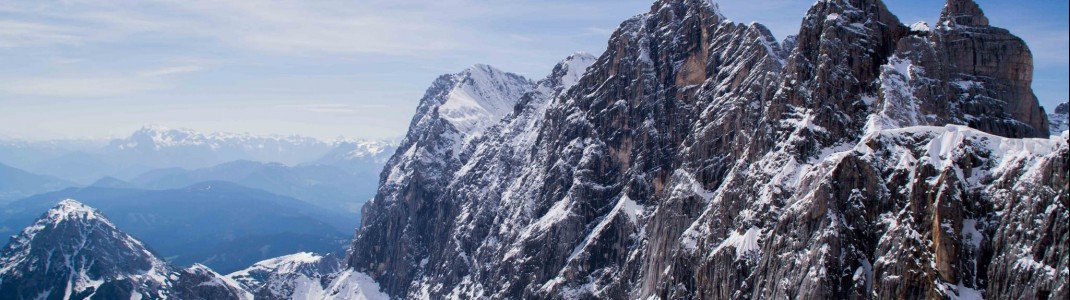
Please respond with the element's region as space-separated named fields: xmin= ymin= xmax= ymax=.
xmin=172 ymin=264 xmax=252 ymax=300
xmin=867 ymin=0 xmax=1050 ymax=138
xmin=1050 ymin=103 xmax=1069 ymax=134
xmin=345 ymin=64 xmax=533 ymax=296
xmin=343 ymin=0 xmax=1065 ymax=299
xmin=227 ymin=252 xmax=342 ymax=299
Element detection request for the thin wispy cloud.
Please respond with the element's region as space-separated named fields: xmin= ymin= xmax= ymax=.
xmin=274 ymin=103 xmax=387 ymax=114
xmin=0 ymin=64 xmax=206 ymax=97
xmin=0 ymin=0 xmax=487 ymax=56
xmin=0 ymin=20 xmax=85 ymax=47
xmin=0 ymin=76 xmax=168 ymax=97
xmin=0 ymin=0 xmax=641 ymax=57
xmin=582 ymin=26 xmax=615 ymax=36
xmin=139 ymin=65 xmax=206 ymax=77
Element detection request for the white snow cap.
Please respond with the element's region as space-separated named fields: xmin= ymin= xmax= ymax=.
xmin=910 ymin=21 xmax=931 ymax=32
xmin=238 ymin=252 xmax=323 ymax=275
xmin=46 ymin=199 xmax=107 ymax=224
xmin=438 ymin=64 xmax=532 ymax=135
xmin=559 ymin=52 xmax=597 ymax=90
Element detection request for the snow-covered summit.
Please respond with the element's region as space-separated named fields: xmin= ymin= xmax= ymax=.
xmin=116 ymin=125 xmax=325 ymax=151
xmin=557 ymin=52 xmax=597 ymax=90
xmin=0 ymin=199 xmax=172 ymax=299
xmin=0 ymin=200 xmax=255 ymax=299
xmin=103 ymin=125 xmax=341 ymax=168
xmin=227 ymin=252 xmax=389 ymax=300
xmin=43 ymin=199 xmax=108 ymax=225
xmin=314 ymin=139 xmax=398 ymax=166
xmin=910 ymin=21 xmax=931 ymax=32
xmin=228 ymin=252 xmax=330 ymax=279
xmin=437 ymin=64 xmax=534 ymax=135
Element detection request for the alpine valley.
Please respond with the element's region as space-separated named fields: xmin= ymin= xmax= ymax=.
xmin=1 ymin=0 xmax=1067 ymax=299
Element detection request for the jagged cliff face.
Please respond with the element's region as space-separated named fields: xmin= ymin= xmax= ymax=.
xmin=346 ymin=64 xmax=534 ymax=295
xmin=0 ymin=200 xmax=251 ymax=300
xmin=345 ymin=0 xmax=1065 ymax=299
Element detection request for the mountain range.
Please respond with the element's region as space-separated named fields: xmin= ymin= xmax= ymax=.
xmin=0 ymin=127 xmax=396 ymax=275
xmin=343 ymin=0 xmax=1067 ymax=298
xmin=127 ymin=158 xmax=383 ymax=215
xmin=1 ymin=126 xmax=395 ymax=231
xmin=0 ymin=126 xmax=396 ymax=185
xmin=0 ymin=0 xmax=1066 ymax=299
xmin=0 ymin=162 xmax=74 ymax=205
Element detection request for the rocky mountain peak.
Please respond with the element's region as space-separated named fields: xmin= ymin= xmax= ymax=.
xmin=554 ymin=52 xmax=597 ymax=90
xmin=436 ymin=64 xmax=533 ymax=135
xmin=1050 ymin=102 xmax=1069 ymax=134
xmin=650 ymin=0 xmax=724 ymax=16
xmin=1056 ymin=103 xmax=1069 ymax=115
xmin=939 ymin=0 xmax=989 ymax=27
xmin=795 ymin=0 xmax=905 ymax=50
xmin=0 ymin=199 xmax=172 ymax=299
xmin=766 ymin=0 xmax=907 ymax=154
xmin=43 ymin=198 xmax=107 ymax=224
xmin=882 ymin=0 xmax=1050 ymax=138
xmin=343 ymin=0 xmax=1067 ymax=299
xmin=0 ymin=200 xmax=253 ymax=299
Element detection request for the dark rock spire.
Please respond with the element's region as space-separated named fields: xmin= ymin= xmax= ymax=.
xmin=939 ymin=0 xmax=990 ymax=27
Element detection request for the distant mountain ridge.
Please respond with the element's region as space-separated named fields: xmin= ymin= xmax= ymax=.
xmin=106 ymin=125 xmax=333 ymax=167
xmin=129 ymin=160 xmax=381 ymax=215
xmin=0 ymin=162 xmax=75 ymax=205
xmin=1 ymin=125 xmax=397 ymax=184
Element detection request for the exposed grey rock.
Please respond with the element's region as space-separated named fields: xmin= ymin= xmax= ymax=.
xmin=4 ymin=0 xmax=1057 ymax=299
xmin=172 ymin=264 xmax=251 ymax=300
xmin=1050 ymin=103 xmax=1069 ymax=134
xmin=342 ymin=0 xmax=1065 ymax=299
xmin=345 ymin=63 xmax=534 ymax=296
xmin=868 ymin=0 xmax=1050 ymax=138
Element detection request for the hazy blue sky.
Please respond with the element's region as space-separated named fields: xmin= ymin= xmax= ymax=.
xmin=1 ymin=0 xmax=1066 ymax=140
